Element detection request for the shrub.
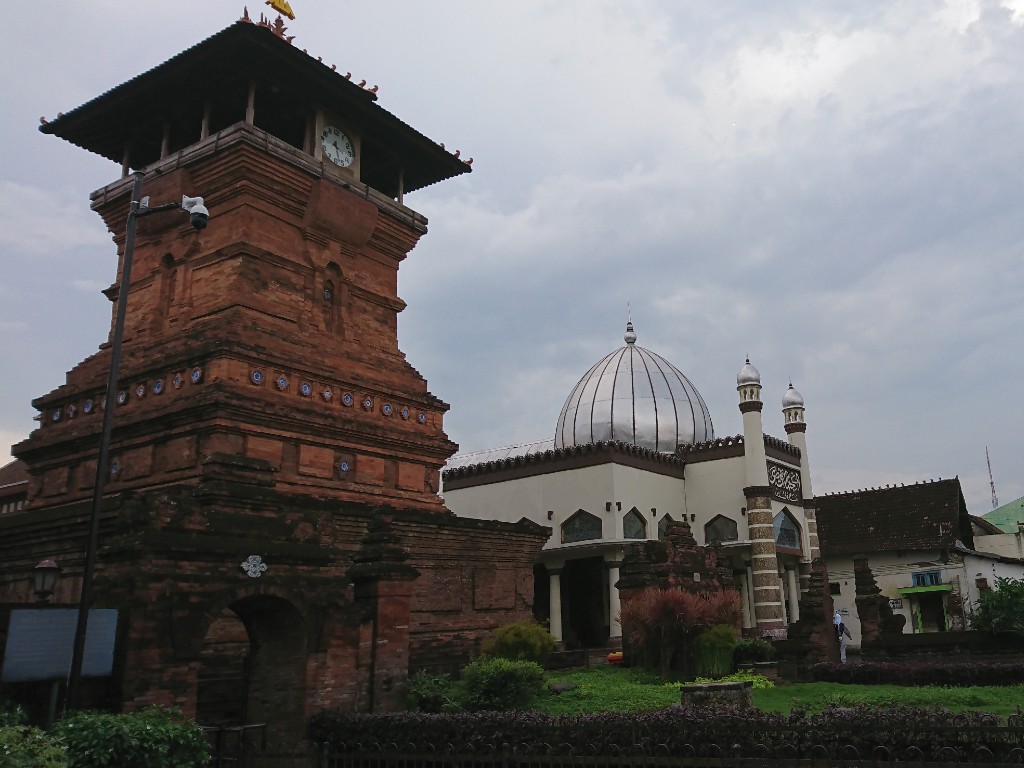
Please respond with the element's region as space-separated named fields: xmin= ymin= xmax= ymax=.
xmin=0 ymin=701 xmax=27 ymax=727
xmin=620 ymin=588 xmax=742 ymax=680
xmin=309 ymin=705 xmax=1013 ymax=761
xmin=733 ymin=637 xmax=775 ymax=664
xmin=695 ymin=624 xmax=739 ymax=677
xmin=693 ymin=671 xmax=775 ymax=689
xmin=971 ymin=577 xmax=1024 ymax=636
xmin=480 ymin=620 xmax=556 ymax=663
xmin=456 ymin=657 xmax=545 ymax=711
xmin=808 ymin=660 xmax=1024 ymax=686
xmin=0 ymin=725 xmax=68 ymax=768
xmin=407 ymin=670 xmax=454 ymax=712
xmin=51 ymin=707 xmax=209 ymax=768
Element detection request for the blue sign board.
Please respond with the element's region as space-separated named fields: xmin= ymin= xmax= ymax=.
xmin=2 ymin=608 xmax=118 ymax=683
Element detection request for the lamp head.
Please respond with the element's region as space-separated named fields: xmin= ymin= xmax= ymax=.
xmin=33 ymin=559 xmax=60 ymax=602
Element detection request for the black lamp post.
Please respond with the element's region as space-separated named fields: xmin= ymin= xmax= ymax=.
xmin=65 ymin=171 xmax=208 ymax=711
xmin=33 ymin=559 xmax=61 ymax=602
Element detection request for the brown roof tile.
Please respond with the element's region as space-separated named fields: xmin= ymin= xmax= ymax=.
xmin=814 ymin=478 xmax=972 ymax=557
xmin=0 ymin=459 xmax=28 ymax=489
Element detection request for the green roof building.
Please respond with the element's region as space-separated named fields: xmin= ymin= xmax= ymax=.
xmin=982 ymin=495 xmax=1024 ymax=533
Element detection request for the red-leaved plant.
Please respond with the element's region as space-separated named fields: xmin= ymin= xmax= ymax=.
xmin=620 ymin=588 xmax=741 ymax=679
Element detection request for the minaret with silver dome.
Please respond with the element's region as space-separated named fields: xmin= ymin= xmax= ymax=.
xmin=783 ymin=383 xmax=821 ymax=563
xmin=737 ymin=358 xmax=786 ymax=637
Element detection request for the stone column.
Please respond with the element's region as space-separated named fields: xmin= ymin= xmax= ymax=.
xmin=786 ymin=567 xmax=800 ymax=623
xmin=746 ymin=488 xmax=787 ymax=638
xmin=739 ymin=571 xmax=752 ymax=629
xmin=548 ymin=568 xmax=563 ymax=642
xmin=606 ymin=560 xmax=622 ymax=641
xmin=745 ymin=565 xmax=757 ymax=628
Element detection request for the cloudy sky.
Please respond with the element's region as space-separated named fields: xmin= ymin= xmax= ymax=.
xmin=2 ymin=1 xmax=1022 ymax=515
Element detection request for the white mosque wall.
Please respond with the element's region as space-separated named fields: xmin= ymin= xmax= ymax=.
xmin=443 ymin=462 xmax=684 ymax=549
xmin=679 ymin=456 xmax=748 ymax=544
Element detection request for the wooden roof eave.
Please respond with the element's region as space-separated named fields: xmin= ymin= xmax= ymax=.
xmin=39 ymin=21 xmax=469 ymax=193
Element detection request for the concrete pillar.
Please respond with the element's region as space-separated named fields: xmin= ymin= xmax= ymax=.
xmin=745 ymin=565 xmax=757 ymax=627
xmin=548 ymin=568 xmax=563 ymax=642
xmin=739 ymin=571 xmax=752 ymax=629
xmin=606 ymin=561 xmax=622 ymax=639
xmin=786 ymin=567 xmax=800 ymax=623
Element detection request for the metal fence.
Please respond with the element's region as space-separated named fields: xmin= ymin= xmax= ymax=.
xmin=318 ymin=732 xmax=1024 ymax=768
xmin=202 ymin=722 xmax=268 ymax=767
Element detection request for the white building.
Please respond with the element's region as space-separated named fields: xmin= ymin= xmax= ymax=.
xmin=443 ymin=323 xmax=821 ymax=649
xmin=816 ymin=479 xmax=1024 ymax=648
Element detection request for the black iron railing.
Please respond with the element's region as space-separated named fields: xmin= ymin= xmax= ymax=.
xmin=202 ymin=722 xmax=268 ymax=767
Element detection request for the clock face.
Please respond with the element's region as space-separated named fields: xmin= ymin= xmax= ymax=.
xmin=321 ymin=125 xmax=355 ymax=168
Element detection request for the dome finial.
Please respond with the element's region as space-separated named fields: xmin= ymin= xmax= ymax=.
xmin=624 ymin=302 xmax=637 ymax=344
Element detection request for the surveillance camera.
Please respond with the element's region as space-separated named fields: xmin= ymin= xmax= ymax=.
xmin=181 ymin=195 xmax=209 ymax=230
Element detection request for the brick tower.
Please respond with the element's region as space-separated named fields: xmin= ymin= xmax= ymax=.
xmin=17 ymin=15 xmax=467 ymax=511
xmin=0 ymin=15 xmax=550 ymax=745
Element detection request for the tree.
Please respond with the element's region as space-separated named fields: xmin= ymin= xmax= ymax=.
xmin=971 ymin=577 xmax=1024 ymax=637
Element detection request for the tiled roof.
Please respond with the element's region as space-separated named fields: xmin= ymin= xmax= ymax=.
xmin=39 ymin=20 xmax=470 ymax=197
xmin=445 ymin=440 xmax=554 ymax=471
xmin=981 ymin=495 xmax=1024 ymax=533
xmin=442 ymin=440 xmax=685 ymax=491
xmin=0 ymin=459 xmax=28 ymax=489
xmin=815 ymin=478 xmax=972 ymax=557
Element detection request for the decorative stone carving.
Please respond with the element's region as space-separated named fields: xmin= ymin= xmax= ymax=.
xmin=768 ymin=462 xmax=801 ymax=503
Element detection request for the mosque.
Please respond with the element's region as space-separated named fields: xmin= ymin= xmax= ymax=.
xmin=443 ymin=321 xmax=822 ymax=648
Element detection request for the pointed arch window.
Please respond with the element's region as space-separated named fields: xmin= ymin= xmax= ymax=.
xmin=773 ymin=508 xmax=802 ymax=552
xmin=623 ymin=507 xmax=647 ymax=539
xmin=705 ymin=515 xmax=738 ymax=545
xmin=562 ymin=510 xmax=602 ymax=543
xmin=657 ymin=513 xmax=674 ymax=540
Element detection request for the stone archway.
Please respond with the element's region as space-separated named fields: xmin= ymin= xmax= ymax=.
xmin=196 ymin=593 xmax=308 ymax=747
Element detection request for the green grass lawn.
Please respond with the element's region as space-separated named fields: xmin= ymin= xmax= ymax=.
xmin=537 ymin=665 xmax=1024 ymax=720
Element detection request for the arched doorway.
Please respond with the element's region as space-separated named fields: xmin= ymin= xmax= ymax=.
xmin=561 ymin=557 xmax=607 ymax=648
xmin=196 ymin=594 xmax=307 ymax=745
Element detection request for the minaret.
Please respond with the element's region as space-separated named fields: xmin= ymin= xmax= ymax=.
xmin=783 ymin=382 xmax=821 ymax=566
xmin=737 ymin=358 xmax=786 ymax=638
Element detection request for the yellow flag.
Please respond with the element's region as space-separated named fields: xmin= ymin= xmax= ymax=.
xmin=265 ymin=0 xmax=296 ymax=20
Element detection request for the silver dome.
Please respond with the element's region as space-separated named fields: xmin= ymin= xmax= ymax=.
xmin=782 ymin=382 xmax=804 ymax=408
xmin=554 ymin=323 xmax=714 ymax=453
xmin=737 ymin=357 xmax=761 ymax=386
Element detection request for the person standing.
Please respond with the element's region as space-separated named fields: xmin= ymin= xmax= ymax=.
xmin=837 ymin=621 xmax=852 ymax=663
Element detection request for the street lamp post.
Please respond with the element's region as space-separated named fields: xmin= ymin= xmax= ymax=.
xmin=65 ymin=171 xmax=208 ymax=711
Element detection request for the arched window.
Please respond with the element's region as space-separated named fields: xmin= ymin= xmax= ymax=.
xmin=623 ymin=507 xmax=646 ymax=539
xmin=657 ymin=514 xmax=673 ymax=540
xmin=705 ymin=515 xmax=738 ymax=545
xmin=322 ymin=262 xmax=343 ymax=334
xmin=773 ymin=509 xmax=802 ymax=552
xmin=562 ymin=510 xmax=602 ymax=543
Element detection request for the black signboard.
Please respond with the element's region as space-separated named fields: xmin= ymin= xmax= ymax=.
xmin=1 ymin=608 xmax=118 ymax=683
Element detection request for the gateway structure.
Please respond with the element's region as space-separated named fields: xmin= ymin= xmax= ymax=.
xmin=444 ymin=323 xmax=822 ymax=647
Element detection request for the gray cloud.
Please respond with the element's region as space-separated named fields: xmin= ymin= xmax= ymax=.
xmin=2 ymin=1 xmax=1022 ymax=515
